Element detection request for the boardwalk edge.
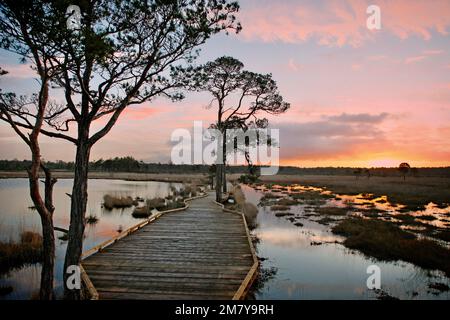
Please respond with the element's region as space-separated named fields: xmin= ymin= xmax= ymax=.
xmin=213 ymin=198 xmax=259 ymax=300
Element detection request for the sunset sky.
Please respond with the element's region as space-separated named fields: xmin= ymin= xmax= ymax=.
xmin=1 ymin=0 xmax=449 ymax=167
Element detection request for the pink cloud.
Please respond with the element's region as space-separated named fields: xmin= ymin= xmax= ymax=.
xmin=422 ymin=49 xmax=444 ymax=55
xmin=238 ymin=0 xmax=450 ymax=47
xmin=121 ymin=104 xmax=163 ymax=120
xmin=404 ymin=55 xmax=427 ymax=64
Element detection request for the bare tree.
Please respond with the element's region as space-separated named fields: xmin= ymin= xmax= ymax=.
xmin=0 ymin=65 xmax=58 ymax=299
xmin=196 ymin=56 xmax=289 ymax=201
xmin=1 ymin=0 xmax=240 ymax=299
xmin=398 ymin=162 xmax=411 ymax=180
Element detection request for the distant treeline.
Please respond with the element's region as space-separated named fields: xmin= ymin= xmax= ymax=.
xmin=0 ymin=158 xmax=449 ymax=177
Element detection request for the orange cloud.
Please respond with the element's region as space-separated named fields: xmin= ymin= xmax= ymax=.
xmin=121 ymin=104 xmax=163 ymax=120
xmin=238 ymin=0 xmax=450 ymax=46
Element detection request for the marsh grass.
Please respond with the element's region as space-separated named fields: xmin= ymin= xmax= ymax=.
xmin=260 ymin=192 xmax=281 ymax=201
xmin=274 ymin=212 xmax=294 ymax=217
xmin=277 ymin=198 xmax=299 ymax=206
xmin=393 ymin=214 xmax=426 ymax=227
xmin=131 ymin=197 xmax=184 ymax=218
xmin=0 ymin=231 xmax=43 ymax=274
xmin=332 ymin=218 xmax=450 ymax=276
xmin=242 ymin=202 xmax=258 ymax=229
xmin=232 ymin=186 xmax=246 ymax=206
xmin=259 ymin=175 xmax=450 ymax=210
xmin=434 ymin=230 xmax=450 ymax=242
xmin=132 ymin=206 xmax=151 ymax=218
xmin=229 ymin=186 xmax=258 ymax=228
xmin=270 ymin=205 xmax=290 ymax=211
xmin=416 ymin=215 xmax=437 ymax=221
xmin=291 ymin=190 xmax=334 ymax=203
xmin=103 ymin=195 xmax=136 ymax=210
xmin=316 ymin=217 xmax=336 ymax=225
xmin=247 ymin=266 xmax=277 ymax=298
xmin=146 ymin=197 xmax=166 ymax=210
xmin=86 ymin=215 xmax=99 ymax=225
xmin=315 ymin=206 xmax=349 ymax=216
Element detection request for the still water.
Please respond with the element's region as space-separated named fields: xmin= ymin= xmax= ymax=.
xmin=0 ymin=178 xmax=181 ymax=299
xmin=1 ymin=179 xmax=449 ymax=300
xmin=241 ymin=185 xmax=450 ymax=300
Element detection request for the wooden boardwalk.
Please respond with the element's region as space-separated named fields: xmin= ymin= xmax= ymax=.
xmin=82 ymin=193 xmax=258 ymax=300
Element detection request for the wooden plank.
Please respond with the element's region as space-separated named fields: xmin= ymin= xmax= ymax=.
xmin=81 ymin=192 xmax=257 ymax=300
xmin=85 ymin=269 xmax=248 ymax=280
xmin=83 ymin=261 xmax=252 ymax=272
xmin=98 ymin=288 xmax=235 ymax=298
xmin=100 ymin=291 xmax=231 ymax=300
xmin=92 ymin=280 xmax=240 ymax=292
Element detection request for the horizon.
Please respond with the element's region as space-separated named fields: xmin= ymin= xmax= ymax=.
xmin=1 ymin=157 xmax=449 ymax=170
xmin=1 ymin=0 xmax=449 ymax=167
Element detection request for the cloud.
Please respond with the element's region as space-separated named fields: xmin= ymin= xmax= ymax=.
xmin=423 ymin=49 xmax=444 ymax=55
xmin=121 ymin=104 xmax=164 ymax=120
xmin=238 ymin=0 xmax=450 ymax=47
xmin=274 ymin=112 xmax=391 ymax=161
xmin=404 ymin=55 xmax=427 ymax=64
xmin=325 ymin=112 xmax=389 ymax=123
xmin=276 ymin=120 xmax=387 ymax=160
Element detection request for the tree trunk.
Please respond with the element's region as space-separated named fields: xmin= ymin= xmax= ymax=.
xmin=222 ymin=166 xmax=227 ymax=193
xmin=222 ymin=129 xmax=227 ymax=193
xmin=63 ymin=137 xmax=91 ymax=300
xmin=39 ymin=214 xmax=55 ymax=300
xmin=215 ymin=164 xmax=223 ymax=202
xmin=28 ymin=170 xmax=55 ymax=300
xmin=28 ymin=130 xmax=56 ymax=300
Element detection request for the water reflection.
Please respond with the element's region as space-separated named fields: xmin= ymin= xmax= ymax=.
xmin=0 ymin=178 xmax=181 ymax=300
xmin=242 ymin=185 xmax=450 ymax=300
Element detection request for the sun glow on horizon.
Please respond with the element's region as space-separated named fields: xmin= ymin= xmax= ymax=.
xmin=367 ymin=158 xmax=402 ymax=168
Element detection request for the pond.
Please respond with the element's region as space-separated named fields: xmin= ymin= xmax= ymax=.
xmin=0 ymin=178 xmax=181 ymax=300
xmin=1 ymin=179 xmax=449 ymax=300
xmin=241 ymin=185 xmax=450 ymax=300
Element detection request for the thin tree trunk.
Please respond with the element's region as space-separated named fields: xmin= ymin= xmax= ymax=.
xmin=63 ymin=135 xmax=90 ymax=300
xmin=215 ymin=164 xmax=223 ymax=202
xmin=27 ymin=87 xmax=56 ymax=299
xmin=222 ymin=129 xmax=227 ymax=193
xmin=28 ymin=166 xmax=55 ymax=300
xmin=223 ymin=166 xmax=227 ymax=193
xmin=39 ymin=214 xmax=55 ymax=300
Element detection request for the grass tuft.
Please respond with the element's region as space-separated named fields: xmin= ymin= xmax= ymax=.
xmin=86 ymin=215 xmax=99 ymax=225
xmin=0 ymin=231 xmax=43 ymax=274
xmin=270 ymin=205 xmax=291 ymax=211
xmin=315 ymin=206 xmax=349 ymax=216
xmin=103 ymin=195 xmax=135 ymax=210
xmin=332 ymin=218 xmax=450 ymax=276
